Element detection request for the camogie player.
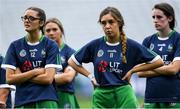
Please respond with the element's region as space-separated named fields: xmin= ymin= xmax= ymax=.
xmin=68 ymin=7 xmax=164 ymax=108
xmin=44 ymin=18 xmax=80 ymax=109
xmin=2 ymin=7 xmax=61 ymax=108
xmin=138 ymin=3 xmax=180 ymax=108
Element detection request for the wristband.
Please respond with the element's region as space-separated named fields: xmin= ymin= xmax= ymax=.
xmin=87 ymin=74 xmax=94 ymax=81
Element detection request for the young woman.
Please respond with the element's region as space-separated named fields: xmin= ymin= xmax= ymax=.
xmin=138 ymin=3 xmax=180 ymax=108
xmin=44 ymin=18 xmax=80 ymax=108
xmin=1 ymin=7 xmax=61 ymax=108
xmin=68 ymin=7 xmax=164 ymax=108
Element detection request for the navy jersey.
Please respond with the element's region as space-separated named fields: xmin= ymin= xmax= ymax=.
xmin=2 ymin=36 xmax=62 ymax=107
xmin=56 ymin=44 xmax=76 ymax=93
xmin=72 ymin=36 xmax=160 ymax=86
xmin=0 ymin=55 xmax=11 ymax=108
xmin=143 ymin=31 xmax=180 ymax=102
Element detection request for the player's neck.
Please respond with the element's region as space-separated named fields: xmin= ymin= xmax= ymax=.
xmin=57 ymin=39 xmax=63 ymax=48
xmin=158 ymin=28 xmax=172 ymax=38
xmin=27 ymin=31 xmax=42 ymax=43
xmin=106 ymin=36 xmax=120 ymax=43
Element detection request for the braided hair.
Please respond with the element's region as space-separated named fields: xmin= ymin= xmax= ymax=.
xmin=98 ymin=7 xmax=127 ymax=63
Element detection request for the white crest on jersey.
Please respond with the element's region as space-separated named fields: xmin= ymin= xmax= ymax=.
xmin=41 ymin=49 xmax=46 ymax=58
xmin=167 ymin=44 xmax=173 ymax=52
xmin=150 ymin=43 xmax=154 ymax=50
xmin=61 ymin=56 xmax=66 ymax=64
xmin=19 ymin=49 xmax=26 ymax=57
xmin=97 ymin=49 xmax=104 ymax=57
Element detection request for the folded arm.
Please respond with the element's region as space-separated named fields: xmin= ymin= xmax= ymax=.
xmin=29 ymin=67 xmax=56 ymax=85
xmin=153 ymin=60 xmax=180 ymax=75
xmin=122 ymin=58 xmax=164 ymax=82
xmin=138 ymin=60 xmax=180 ymax=77
xmin=54 ymin=66 xmax=76 ymax=85
xmin=6 ymin=68 xmax=42 ymax=85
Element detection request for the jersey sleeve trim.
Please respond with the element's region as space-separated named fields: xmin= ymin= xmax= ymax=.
xmin=71 ymin=55 xmax=81 ymax=66
xmin=1 ymin=64 xmax=16 ymax=70
xmin=148 ymin=55 xmax=161 ymax=63
xmin=173 ymin=57 xmax=180 ymax=61
xmin=0 ymin=84 xmax=16 ymax=91
xmin=45 ymin=64 xmax=62 ymax=69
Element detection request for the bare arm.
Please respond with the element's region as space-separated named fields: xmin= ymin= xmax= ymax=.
xmin=68 ymin=58 xmax=99 ymax=86
xmin=122 ymin=58 xmax=164 ymax=82
xmin=68 ymin=58 xmax=91 ymax=77
xmin=54 ymin=66 xmax=76 ymax=85
xmin=6 ymin=68 xmax=42 ymax=85
xmin=153 ymin=60 xmax=180 ymax=75
xmin=137 ymin=71 xmax=160 ymax=78
xmin=29 ymin=67 xmax=56 ymax=85
xmin=0 ymin=88 xmax=9 ymax=109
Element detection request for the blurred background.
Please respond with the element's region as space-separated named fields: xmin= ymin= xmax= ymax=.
xmin=0 ymin=0 xmax=180 ymax=108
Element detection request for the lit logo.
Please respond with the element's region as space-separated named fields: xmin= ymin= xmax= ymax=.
xmin=98 ymin=60 xmax=108 ymax=72
xmin=21 ymin=60 xmax=33 ymax=72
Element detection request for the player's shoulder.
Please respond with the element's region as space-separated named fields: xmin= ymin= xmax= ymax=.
xmin=173 ymin=31 xmax=180 ymax=38
xmin=146 ymin=33 xmax=157 ymax=40
xmin=64 ymin=44 xmax=75 ymax=52
xmin=11 ymin=37 xmax=25 ymax=44
xmin=88 ymin=36 xmax=104 ymax=45
xmin=127 ymin=38 xmax=140 ymax=45
xmin=126 ymin=38 xmax=146 ymax=50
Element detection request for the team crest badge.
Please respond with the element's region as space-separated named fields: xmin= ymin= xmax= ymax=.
xmin=167 ymin=44 xmax=173 ymax=52
xmin=41 ymin=49 xmax=46 ymax=58
xmin=19 ymin=49 xmax=26 ymax=57
xmin=61 ymin=56 xmax=66 ymax=64
xmin=97 ymin=49 xmax=104 ymax=57
xmin=149 ymin=43 xmax=154 ymax=50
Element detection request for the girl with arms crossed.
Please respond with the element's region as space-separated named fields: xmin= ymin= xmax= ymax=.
xmin=138 ymin=3 xmax=180 ymax=108
xmin=2 ymin=7 xmax=61 ymax=108
xmin=44 ymin=18 xmax=80 ymax=109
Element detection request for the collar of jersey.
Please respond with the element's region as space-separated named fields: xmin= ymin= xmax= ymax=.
xmin=59 ymin=42 xmax=65 ymax=51
xmin=25 ymin=34 xmax=44 ymax=46
xmin=104 ymin=36 xmax=120 ymax=46
xmin=157 ymin=29 xmax=175 ymax=40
